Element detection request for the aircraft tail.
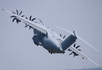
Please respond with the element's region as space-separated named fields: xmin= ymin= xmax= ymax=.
xmin=61 ymin=34 xmax=77 ymax=51
xmin=57 ymin=26 xmax=100 ymax=53
xmin=56 ymin=26 xmax=77 ymax=51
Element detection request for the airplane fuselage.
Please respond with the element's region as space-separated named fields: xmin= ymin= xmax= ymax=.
xmin=42 ymin=34 xmax=64 ymax=53
xmin=32 ymin=27 xmax=65 ymax=54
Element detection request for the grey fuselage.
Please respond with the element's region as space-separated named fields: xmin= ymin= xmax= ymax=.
xmin=32 ymin=28 xmax=77 ymax=54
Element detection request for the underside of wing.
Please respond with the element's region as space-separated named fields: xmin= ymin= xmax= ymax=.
xmin=3 ymin=9 xmax=47 ymax=34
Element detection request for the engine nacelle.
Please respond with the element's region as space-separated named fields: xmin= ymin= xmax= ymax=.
xmin=32 ymin=34 xmax=42 ymax=46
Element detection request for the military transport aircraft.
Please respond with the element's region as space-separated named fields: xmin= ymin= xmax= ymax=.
xmin=3 ymin=9 xmax=100 ymax=67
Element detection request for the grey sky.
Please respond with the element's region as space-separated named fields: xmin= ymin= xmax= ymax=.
xmin=0 ymin=0 xmax=102 ymax=70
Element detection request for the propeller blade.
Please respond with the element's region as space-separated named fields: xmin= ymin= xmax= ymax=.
xmin=17 ymin=19 xmax=21 ymax=23
xmin=73 ymin=43 xmax=76 ymax=47
xmin=69 ymin=52 xmax=73 ymax=55
xmin=32 ymin=18 xmax=36 ymax=21
xmin=25 ymin=24 xmax=28 ymax=27
xmin=19 ymin=11 xmax=22 ymax=15
xmin=29 ymin=26 xmax=32 ymax=30
xmin=82 ymin=57 xmax=84 ymax=59
xmin=76 ymin=45 xmax=80 ymax=49
xmin=25 ymin=25 xmax=28 ymax=27
xmin=12 ymin=18 xmax=16 ymax=22
xmin=68 ymin=49 xmax=72 ymax=51
xmin=12 ymin=12 xmax=15 ymax=14
xmin=56 ymin=26 xmax=100 ymax=53
xmin=73 ymin=52 xmax=79 ymax=57
xmin=21 ymin=15 xmax=25 ymax=17
xmin=10 ymin=16 xmax=15 ymax=18
xmin=78 ymin=49 xmax=81 ymax=51
xmin=60 ymin=34 xmax=62 ymax=37
xmin=16 ymin=9 xmax=18 ymax=15
xmin=16 ymin=19 xmax=19 ymax=23
xmin=63 ymin=35 xmax=66 ymax=39
xmin=26 ymin=17 xmax=28 ymax=19
xmin=29 ymin=15 xmax=32 ymax=20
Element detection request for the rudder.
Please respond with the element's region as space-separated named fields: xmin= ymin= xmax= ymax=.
xmin=61 ymin=35 xmax=77 ymax=51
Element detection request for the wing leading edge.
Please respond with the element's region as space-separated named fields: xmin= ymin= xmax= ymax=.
xmin=3 ymin=9 xmax=47 ymax=34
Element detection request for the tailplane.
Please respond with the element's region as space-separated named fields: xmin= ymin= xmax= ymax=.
xmin=61 ymin=34 xmax=77 ymax=51
xmin=56 ymin=26 xmax=100 ymax=53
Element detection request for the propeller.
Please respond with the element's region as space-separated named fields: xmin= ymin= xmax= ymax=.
xmin=68 ymin=43 xmax=81 ymax=57
xmin=24 ymin=23 xmax=32 ymax=30
xmin=25 ymin=23 xmax=28 ymax=28
xmin=10 ymin=9 xmax=24 ymax=23
xmin=69 ymin=51 xmax=79 ymax=57
xmin=24 ymin=15 xmax=36 ymax=30
xmin=28 ymin=15 xmax=36 ymax=21
xmin=56 ymin=26 xmax=100 ymax=53
xmin=74 ymin=43 xmax=81 ymax=51
xmin=29 ymin=26 xmax=33 ymax=30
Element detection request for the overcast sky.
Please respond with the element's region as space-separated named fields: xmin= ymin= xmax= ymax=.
xmin=0 ymin=0 xmax=102 ymax=70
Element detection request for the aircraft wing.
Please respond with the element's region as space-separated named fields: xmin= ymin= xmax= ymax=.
xmin=3 ymin=9 xmax=47 ymax=34
xmin=69 ymin=46 xmax=100 ymax=67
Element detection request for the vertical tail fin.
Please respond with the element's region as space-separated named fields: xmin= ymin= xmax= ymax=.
xmin=61 ymin=35 xmax=77 ymax=51
xmin=73 ymin=30 xmax=77 ymax=39
xmin=56 ymin=26 xmax=100 ymax=53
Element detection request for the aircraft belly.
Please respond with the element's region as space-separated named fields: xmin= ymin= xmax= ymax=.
xmin=42 ymin=36 xmax=61 ymax=53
